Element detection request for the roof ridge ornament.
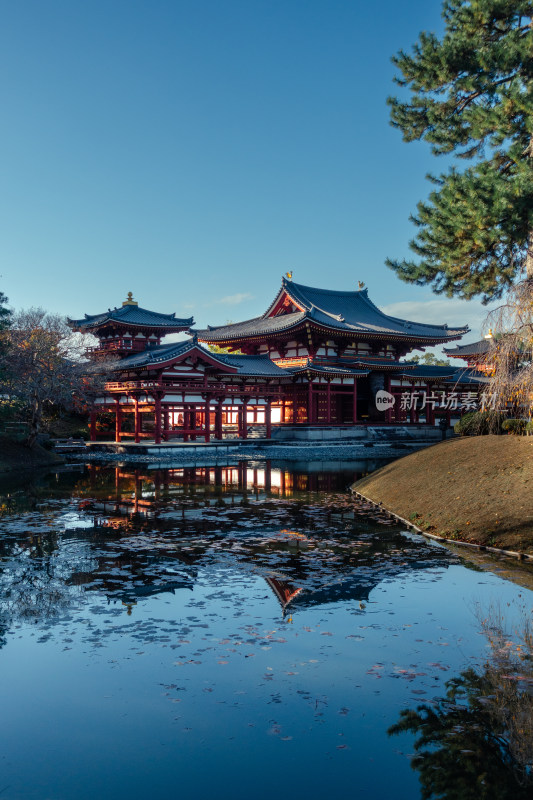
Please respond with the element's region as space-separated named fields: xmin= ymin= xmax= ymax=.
xmin=122 ymin=292 xmax=138 ymax=307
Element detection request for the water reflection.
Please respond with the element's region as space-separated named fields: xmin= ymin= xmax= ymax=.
xmin=1 ymin=462 xmax=532 ymax=800
xmin=0 ymin=461 xmax=453 ymax=633
xmin=389 ymin=616 xmax=533 ymax=798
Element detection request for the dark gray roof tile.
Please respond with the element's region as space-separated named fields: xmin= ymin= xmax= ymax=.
xmin=196 ymin=278 xmax=468 ymax=343
xmin=108 ymin=341 xmax=288 ymax=377
xmin=443 ymin=339 xmax=491 ymax=357
xmin=69 ymin=304 xmax=193 ymax=331
xmin=214 ymin=353 xmax=290 ymax=376
xmin=109 ymin=340 xmax=196 ymax=370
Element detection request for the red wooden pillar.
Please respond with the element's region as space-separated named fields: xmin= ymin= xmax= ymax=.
xmin=134 ymin=470 xmax=141 ymax=514
xmin=352 ymin=379 xmax=358 ymax=424
xmin=241 ymin=401 xmax=248 ymax=439
xmin=154 ymin=472 xmax=161 ymax=500
xmin=190 ymin=405 xmax=197 ymax=441
xmin=326 ymin=380 xmax=332 ymax=424
xmin=215 ymin=399 xmax=223 ymax=439
xmin=90 ymin=408 xmax=97 ymax=442
xmin=162 ymin=407 xmax=169 ymax=441
xmin=204 ymin=395 xmax=211 ymax=443
xmin=265 ymin=400 xmax=272 ymax=439
xmin=426 ymin=383 xmax=434 ymax=425
xmin=154 ymin=394 xmax=162 ymax=445
xmin=183 ymin=407 xmax=189 ymax=442
xmin=307 ymin=380 xmax=314 ymax=424
xmin=114 ymin=398 xmax=122 ymax=442
xmin=385 ymin=375 xmax=393 ymax=423
xmin=280 ymin=399 xmax=286 ymax=424
xmin=134 ymin=397 xmax=141 ymax=443
xmin=265 ymin=460 xmax=271 ymax=491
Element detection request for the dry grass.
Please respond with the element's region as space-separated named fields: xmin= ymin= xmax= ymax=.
xmin=354 ymin=435 xmax=533 ymax=553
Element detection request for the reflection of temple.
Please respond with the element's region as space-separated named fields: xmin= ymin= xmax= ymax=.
xmin=69 ymin=280 xmax=484 ymax=443
xmin=0 ymin=464 xmax=458 ymax=628
xmin=265 ymin=574 xmax=375 ymax=616
xmin=81 ymin=460 xmax=390 ymax=513
xmin=64 ymin=463 xmax=455 ymax=618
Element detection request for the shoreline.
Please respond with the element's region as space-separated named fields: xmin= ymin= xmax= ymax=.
xmin=71 ymin=440 xmax=434 ymax=466
xmin=352 ymin=487 xmax=533 ymax=564
xmin=352 ymin=436 xmax=533 ymax=555
xmin=0 ymin=436 xmax=65 ymax=475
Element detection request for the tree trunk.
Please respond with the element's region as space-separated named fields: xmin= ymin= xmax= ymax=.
xmin=527 ymin=131 xmax=533 ymax=280
xmin=527 ymin=230 xmax=533 ymax=281
xmin=26 ymin=396 xmax=42 ymax=448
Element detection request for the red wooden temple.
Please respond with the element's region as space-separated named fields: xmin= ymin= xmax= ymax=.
xmin=69 ymin=279 xmax=486 ymax=443
xmin=444 ymin=333 xmax=494 ymax=373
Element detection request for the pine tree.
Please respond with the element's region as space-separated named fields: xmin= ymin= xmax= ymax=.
xmin=0 ymin=291 xmax=12 ymax=377
xmin=387 ymin=1 xmax=533 ymax=301
xmin=0 ymin=292 xmax=10 ymax=330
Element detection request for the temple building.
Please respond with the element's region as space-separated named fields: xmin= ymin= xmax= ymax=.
xmin=444 ymin=332 xmax=495 ymax=373
xmin=69 ymin=279 xmax=486 ymax=443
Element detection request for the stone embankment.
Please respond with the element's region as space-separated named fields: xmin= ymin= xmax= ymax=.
xmin=75 ymin=439 xmax=434 ymax=468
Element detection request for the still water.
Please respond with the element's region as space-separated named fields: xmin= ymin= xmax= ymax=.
xmin=0 ymin=461 xmax=532 ymax=800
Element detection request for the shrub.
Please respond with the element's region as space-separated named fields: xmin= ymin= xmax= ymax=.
xmin=454 ymin=410 xmax=505 ymax=436
xmin=526 ymin=420 xmax=533 ymax=436
xmin=502 ymin=418 xmax=527 ymax=436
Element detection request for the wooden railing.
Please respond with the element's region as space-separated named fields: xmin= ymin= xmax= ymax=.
xmin=86 ymin=340 xmax=151 ymax=356
xmin=104 ymin=380 xmax=283 ymax=396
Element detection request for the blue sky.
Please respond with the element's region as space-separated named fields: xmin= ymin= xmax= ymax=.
xmin=0 ymin=0 xmax=493 ymax=341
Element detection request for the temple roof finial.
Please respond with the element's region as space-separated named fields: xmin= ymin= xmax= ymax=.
xmin=286 ymin=271 xmax=293 ymax=280
xmin=122 ymin=292 xmax=138 ymax=307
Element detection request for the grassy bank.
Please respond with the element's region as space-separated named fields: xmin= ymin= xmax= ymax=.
xmin=0 ymin=435 xmax=64 ymax=474
xmin=354 ymin=436 xmax=533 ymax=554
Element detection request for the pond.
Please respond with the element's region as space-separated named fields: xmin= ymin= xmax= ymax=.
xmin=0 ymin=461 xmax=532 ymax=799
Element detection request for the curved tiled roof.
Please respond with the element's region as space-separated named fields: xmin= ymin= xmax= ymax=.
xmin=444 ymin=371 xmax=489 ymax=386
xmin=214 ymin=353 xmax=292 ymax=377
xmin=109 ymin=340 xmax=202 ymax=370
xmin=396 ymin=365 xmax=458 ymax=380
xmin=68 ymin=304 xmax=193 ymax=331
xmin=396 ymin=365 xmax=487 ymax=384
xmin=108 ymin=340 xmax=289 ymax=377
xmin=349 ymin=357 xmax=416 ymax=371
xmin=288 ymin=361 xmax=370 ymax=377
xmin=443 ymin=339 xmax=491 ymax=358
xmin=196 ymin=278 xmax=469 ymax=343
xmin=108 ymin=340 xmax=238 ymax=372
xmin=199 ymin=311 xmax=307 ymax=339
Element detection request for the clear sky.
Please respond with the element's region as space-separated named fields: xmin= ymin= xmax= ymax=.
xmin=0 ymin=0 xmax=493 ymax=341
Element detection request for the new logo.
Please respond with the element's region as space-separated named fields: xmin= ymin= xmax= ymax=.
xmin=375 ymin=390 xmax=395 ymax=411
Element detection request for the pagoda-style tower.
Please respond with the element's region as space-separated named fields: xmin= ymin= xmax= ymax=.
xmin=68 ymin=292 xmax=194 ymax=358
